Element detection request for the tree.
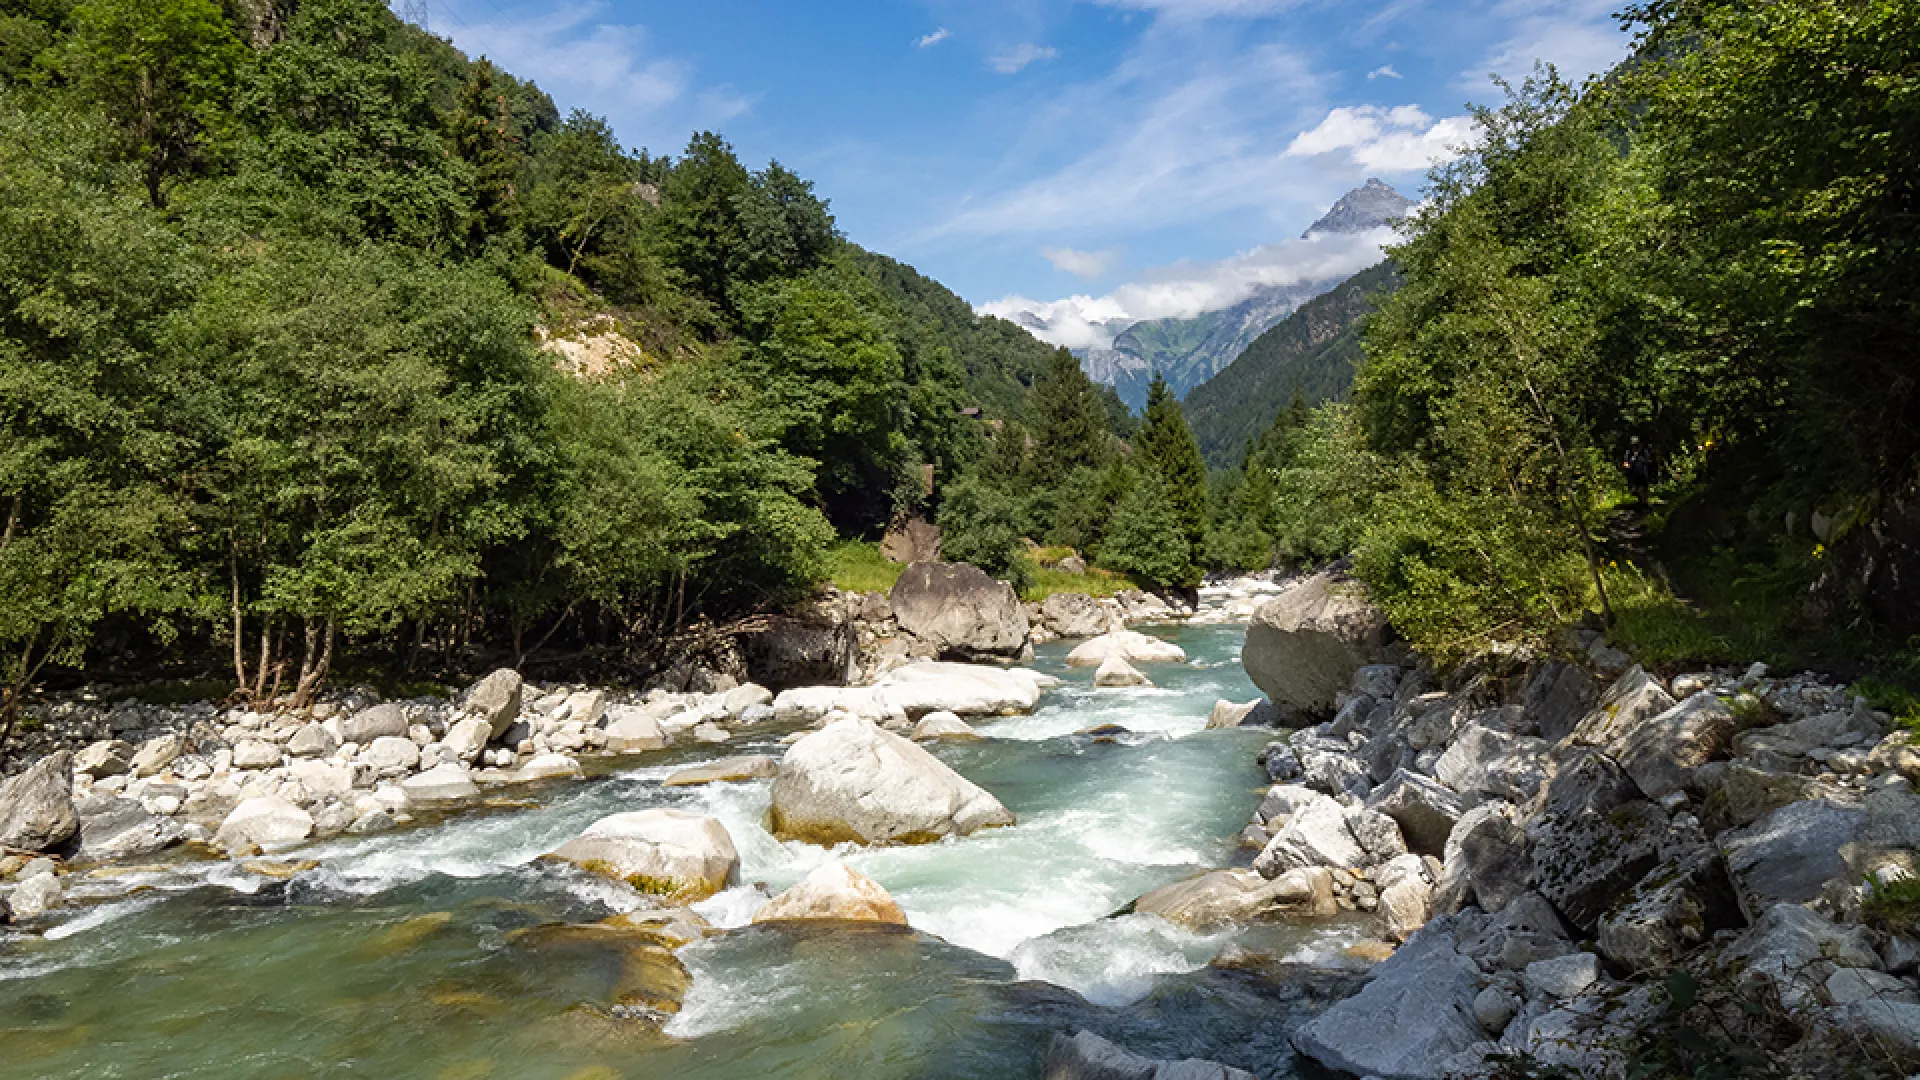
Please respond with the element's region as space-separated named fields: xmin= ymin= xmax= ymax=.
xmin=1135 ymin=373 xmax=1209 ymax=559
xmin=64 ymin=0 xmax=243 ymax=207
xmin=449 ymin=60 xmax=522 ymax=245
xmin=1029 ymin=347 xmax=1111 ymax=484
xmin=936 ymin=473 xmax=1031 ymax=588
xmin=1099 ymin=470 xmax=1194 ymax=587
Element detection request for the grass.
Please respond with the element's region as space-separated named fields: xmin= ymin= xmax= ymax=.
xmin=1605 ymin=564 xmax=1739 ymax=669
xmin=825 ymin=540 xmax=904 ymax=594
xmin=1020 ymin=565 xmax=1138 ymax=603
xmin=1865 ymin=875 xmax=1920 ymax=934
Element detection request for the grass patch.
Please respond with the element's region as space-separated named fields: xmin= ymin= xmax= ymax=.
xmin=826 ymin=540 xmax=904 ymax=594
xmin=1020 ymin=565 xmax=1137 ymax=602
xmin=1028 ymin=544 xmax=1077 ymax=567
xmin=1605 ymin=565 xmax=1737 ymax=668
xmin=1855 ymin=676 xmax=1920 ymax=732
xmin=1865 ymin=875 xmax=1920 ymax=935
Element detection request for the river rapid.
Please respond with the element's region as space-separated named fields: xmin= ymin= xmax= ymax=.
xmin=0 ymin=621 xmax=1369 ymax=1079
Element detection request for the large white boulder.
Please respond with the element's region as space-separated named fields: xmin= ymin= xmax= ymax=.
xmin=215 ymin=796 xmax=314 ymax=854
xmin=399 ymin=762 xmax=480 ymax=802
xmin=1093 ymin=654 xmax=1152 ymax=688
xmin=769 ymin=716 xmax=1015 ymax=845
xmin=752 ymin=862 xmax=908 ymax=925
xmin=602 ymin=705 xmax=668 ymax=753
xmin=1242 ymin=571 xmax=1390 ymax=716
xmin=889 ymin=561 xmax=1030 ymax=658
xmin=550 ymin=808 xmax=739 ymax=903
xmin=871 ymin=662 xmax=1045 ymax=717
xmin=0 ymin=750 xmax=78 ymax=853
xmin=461 ymin=668 xmax=523 ymax=737
xmin=1065 ymin=629 xmax=1186 ymax=667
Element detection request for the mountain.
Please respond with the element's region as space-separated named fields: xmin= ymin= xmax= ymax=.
xmin=1182 ymin=259 xmax=1403 ymax=468
xmin=1073 ymin=178 xmax=1414 ymax=410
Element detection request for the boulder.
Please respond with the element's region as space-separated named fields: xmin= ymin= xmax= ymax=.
xmin=1521 ymin=661 xmax=1597 ymax=742
xmin=1692 ymin=762 xmax=1823 ymax=833
xmin=400 ymin=763 xmax=479 ymax=802
xmin=1135 ymin=867 xmax=1336 ymax=927
xmin=73 ymin=739 xmax=133 ymax=779
xmin=1433 ymin=724 xmax=1549 ymax=803
xmin=602 ymin=706 xmax=668 ymax=753
xmin=912 ymin=712 xmax=981 ymax=741
xmin=0 ymin=750 xmax=78 ymax=853
xmin=721 ymin=682 xmax=774 ymax=719
xmin=215 ymin=795 xmax=314 ymax=854
xmin=1523 ymin=952 xmax=1600 ymax=999
xmin=286 ymin=724 xmax=339 ymax=759
xmin=1597 ymin=849 xmax=1741 ymax=973
xmin=1296 ymin=742 xmax=1372 ymax=799
xmin=1438 ymin=802 xmax=1532 ymax=915
xmin=1206 ymin=700 xmax=1259 ymax=729
xmin=8 ymin=872 xmax=62 ymax=919
xmin=1609 ymin=692 xmax=1735 ymax=800
xmin=1255 ymin=783 xmax=1322 ymax=826
xmin=341 ymin=704 xmax=408 ymax=744
xmin=1042 ymin=1030 xmax=1257 ymax=1080
xmin=551 ymin=808 xmax=739 ymax=902
xmin=288 ymin=759 xmax=353 ymax=800
xmin=1366 ymin=770 xmax=1469 ymax=856
xmin=740 ymin=615 xmax=854 ymax=690
xmin=889 ymin=561 xmax=1030 ymax=659
xmin=1093 ymin=655 xmax=1152 ymax=688
xmin=75 ymin=795 xmax=184 ymax=861
xmin=1721 ymin=798 xmax=1865 ymax=921
xmin=1292 ymin=918 xmax=1490 ymax=1080
xmin=870 ymin=662 xmax=1044 ymax=717
xmin=879 ymin=514 xmax=942 ymax=564
xmin=1066 ymin=630 xmax=1187 ymax=667
xmin=462 ymin=668 xmax=523 ymax=737
xmin=1567 ymin=667 xmax=1676 ymax=749
xmin=514 ymin=753 xmax=583 ymax=781
xmin=129 ymin=733 xmax=185 ymax=778
xmin=1242 ymin=571 xmax=1389 ymax=716
xmin=1530 ymin=801 xmax=1669 ymax=934
xmin=1724 ymin=903 xmax=1879 ymax=1009
xmin=440 ymin=715 xmax=491 ymax=762
xmin=752 ymin=862 xmax=908 ymax=925
xmin=230 ymin=738 xmax=280 ymax=769
xmin=769 ymin=716 xmax=1014 ymax=845
xmin=1376 ymin=855 xmax=1435 ymax=942
xmin=1253 ymin=794 xmax=1367 ymax=875
xmin=1041 ymin=592 xmax=1109 ymax=638
xmin=363 ymin=735 xmax=420 ymax=775
xmin=662 ymin=755 xmax=779 ymax=786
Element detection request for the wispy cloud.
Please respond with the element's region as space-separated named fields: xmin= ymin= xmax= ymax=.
xmin=916 ymin=27 xmax=951 ymax=48
xmin=1089 ymin=0 xmax=1298 ymax=15
xmin=1286 ymin=104 xmax=1472 ymax=172
xmin=1041 ymin=246 xmax=1122 ymax=278
xmin=989 ymin=43 xmax=1059 ymax=74
xmin=1367 ymin=64 xmax=1402 ymax=80
xmin=1466 ymin=0 xmax=1625 ymax=91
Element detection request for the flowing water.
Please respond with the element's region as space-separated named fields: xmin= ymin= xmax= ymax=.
xmin=0 ymin=621 xmax=1369 ymax=1079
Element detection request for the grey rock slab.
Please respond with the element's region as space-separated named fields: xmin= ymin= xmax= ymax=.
xmin=1134 ymin=867 xmax=1335 ymax=928
xmin=0 ymin=750 xmax=78 ymax=853
xmin=1523 ymin=952 xmax=1600 ymax=999
xmin=1365 ymin=769 xmax=1469 ymax=856
xmin=1568 ymin=667 xmax=1676 ymax=750
xmin=1291 ymin=918 xmax=1490 ymax=1080
xmin=73 ymin=739 xmax=133 ymax=779
xmin=462 ymin=669 xmax=523 ymax=737
xmin=769 ymin=716 xmax=1013 ymax=845
xmin=1721 ymin=798 xmax=1865 ymax=921
xmin=1529 ymin=800 xmax=1669 ymax=934
xmin=129 ymin=734 xmax=186 ymax=778
xmin=340 ymin=704 xmax=408 ymax=744
xmin=75 ymin=795 xmax=185 ymax=861
xmin=1611 ymin=692 xmax=1735 ymax=800
xmin=1438 ymin=802 xmax=1532 ymax=915
xmin=1042 ymin=1030 xmax=1257 ymax=1080
xmin=1597 ymin=849 xmax=1741 ymax=974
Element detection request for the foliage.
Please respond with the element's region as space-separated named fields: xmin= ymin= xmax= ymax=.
xmin=936 ymin=473 xmax=1033 ymax=590
xmin=824 ymin=541 xmax=904 ymax=595
xmin=1098 ymin=471 xmax=1197 ymax=588
xmin=1020 ymin=565 xmax=1134 ymax=603
xmin=1029 ymin=346 xmax=1115 ymax=484
xmin=1135 ymin=373 xmax=1209 ymax=561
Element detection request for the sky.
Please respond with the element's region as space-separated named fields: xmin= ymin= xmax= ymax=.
xmin=403 ymin=0 xmax=1633 ymax=338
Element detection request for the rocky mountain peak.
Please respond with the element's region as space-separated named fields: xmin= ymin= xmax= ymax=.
xmin=1302 ymin=178 xmax=1415 ymax=238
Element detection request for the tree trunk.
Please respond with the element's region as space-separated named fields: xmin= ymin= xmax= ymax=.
xmin=292 ymin=616 xmax=336 ymax=708
xmin=230 ymin=541 xmax=250 ymax=695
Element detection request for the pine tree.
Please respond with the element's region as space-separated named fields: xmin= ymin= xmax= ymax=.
xmin=1099 ymin=470 xmax=1195 ymax=587
xmin=1029 ymin=347 xmax=1110 ymax=484
xmin=1135 ymin=373 xmax=1209 ymax=558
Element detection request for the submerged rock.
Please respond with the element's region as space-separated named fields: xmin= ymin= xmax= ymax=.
xmin=1042 ymin=1030 xmax=1257 ymax=1080
xmin=550 ymin=808 xmax=739 ymax=903
xmin=769 ymin=716 xmax=1014 ymax=845
xmin=752 ymin=862 xmax=908 ymax=925
xmin=1134 ymin=867 xmax=1335 ymax=928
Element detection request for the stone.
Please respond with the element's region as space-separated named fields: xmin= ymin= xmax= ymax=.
xmin=1243 ymin=571 xmax=1390 ymax=716
xmin=551 ymin=808 xmax=739 ymax=902
xmin=462 ymin=669 xmax=523 ymax=737
xmin=1609 ymin=692 xmax=1736 ymax=800
xmin=400 ymin=763 xmax=479 ymax=802
xmin=911 ymin=712 xmax=981 ymax=741
xmin=341 ymin=704 xmax=408 ymax=744
xmin=662 ymin=755 xmax=779 ymax=787
xmin=75 ymin=795 xmax=184 ymax=860
xmin=721 ymin=682 xmax=773 ymax=719
xmin=1135 ymin=867 xmax=1336 ymax=927
xmin=288 ymin=759 xmax=353 ymax=799
xmin=1597 ymin=849 xmax=1740 ymax=974
xmin=1345 ymin=806 xmax=1409 ymax=862
xmin=0 ymin=750 xmax=78 ymax=853
xmin=1568 ymin=667 xmax=1677 ymax=750
xmin=1433 ymin=724 xmax=1550 ymax=802
xmin=752 ymin=862 xmax=908 ymax=925
xmin=1523 ymin=952 xmax=1600 ymax=999
xmin=128 ymin=734 xmax=185 ymax=778
xmin=602 ymin=706 xmax=668 ymax=753
xmin=1256 ymin=783 xmax=1322 ymax=826
xmin=1692 ymin=762 xmax=1822 ymax=833
xmin=1366 ymin=770 xmax=1469 ymax=856
xmin=1065 ymin=630 xmax=1187 ymax=667
xmin=73 ymin=739 xmax=133 ymax=779
xmin=690 ymin=722 xmax=731 ymax=744
xmin=1093 ymin=654 xmax=1152 ymax=688
xmin=515 ymin=753 xmax=583 ymax=781
xmin=1206 ymin=699 xmax=1259 ymax=730
xmin=1828 ymin=967 xmax=1916 ymax=1006
xmin=1538 ymin=749 xmax=1640 ymax=820
xmin=1379 ymin=868 xmax=1435 ymax=942
xmin=1841 ymin=999 xmax=1920 ymax=1059
xmin=1439 ymin=802 xmax=1532 ymax=916
xmin=1254 ymin=794 xmax=1367 ymax=875
xmin=1721 ymin=798 xmax=1865 ymax=921
xmin=1474 ymin=985 xmax=1521 ymax=1036
xmin=1353 ymin=664 xmax=1402 ymax=700
xmin=769 ymin=717 xmax=1014 ymax=844
xmin=1292 ymin=918 xmax=1490 ymax=1080
xmin=230 ymin=738 xmax=280 ymax=769
xmin=889 ymin=561 xmax=1030 ymax=659
xmin=440 ymin=715 xmax=491 ymax=762
xmin=1522 ymin=661 xmax=1597 ymax=742
xmin=8 ymin=872 xmax=63 ymax=919
xmin=363 ymin=735 xmax=420 ymax=774
xmin=1724 ymin=903 xmax=1878 ymax=1009
xmin=1042 ymin=1030 xmax=1257 ymax=1080
xmin=870 ymin=662 xmax=1045 ymax=717
xmin=286 ymin=724 xmax=338 ymax=759
xmin=1296 ymin=742 xmax=1372 ymax=799
xmin=1530 ymin=800 xmax=1668 ymax=934
xmin=1040 ymin=592 xmax=1109 ymax=638
xmin=215 ymin=795 xmax=314 ymax=854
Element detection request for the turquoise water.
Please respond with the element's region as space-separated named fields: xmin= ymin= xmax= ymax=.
xmin=0 ymin=623 xmax=1364 ymax=1079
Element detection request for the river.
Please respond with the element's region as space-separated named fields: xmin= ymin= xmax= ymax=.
xmin=0 ymin=620 xmax=1369 ymax=1079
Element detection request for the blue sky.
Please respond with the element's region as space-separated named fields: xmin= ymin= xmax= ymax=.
xmin=412 ymin=0 xmax=1631 ymax=335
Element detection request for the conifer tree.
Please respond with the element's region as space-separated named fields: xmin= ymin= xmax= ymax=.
xmin=1099 ymin=470 xmax=1194 ymax=587
xmin=1029 ymin=347 xmax=1110 ymax=484
xmin=1135 ymin=373 xmax=1209 ymax=558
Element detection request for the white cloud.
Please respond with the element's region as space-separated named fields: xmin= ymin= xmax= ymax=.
xmin=982 ymin=227 xmax=1392 ymax=349
xmin=1042 ymin=246 xmax=1122 ymax=278
xmin=1090 ymin=0 xmax=1298 ymax=15
xmin=1367 ymin=64 xmax=1402 ymax=80
xmin=989 ymin=43 xmax=1059 ymax=74
xmin=916 ymin=27 xmax=951 ymax=48
xmin=1285 ymin=105 xmax=1473 ymax=172
xmin=1467 ymin=0 xmax=1628 ymax=90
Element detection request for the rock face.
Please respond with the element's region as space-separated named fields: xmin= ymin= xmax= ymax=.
xmin=0 ymin=750 xmax=78 ymax=853
xmin=1242 ymin=572 xmax=1388 ymax=716
xmin=1066 ymin=630 xmax=1188 ymax=667
xmin=752 ymin=862 xmax=908 ymax=925
xmin=888 ymin=561 xmax=1030 ymax=659
xmin=1292 ymin=919 xmax=1488 ymax=1080
xmin=769 ymin=716 xmax=1014 ymax=845
xmin=1042 ymin=1031 xmax=1258 ymax=1080
xmin=1134 ymin=867 xmax=1335 ymax=927
xmin=215 ymin=796 xmax=315 ymax=854
xmin=551 ymin=808 xmax=739 ymax=902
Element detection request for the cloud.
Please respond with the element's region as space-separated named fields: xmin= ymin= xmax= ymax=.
xmin=916 ymin=27 xmax=951 ymax=48
xmin=1285 ymin=105 xmax=1474 ymax=172
xmin=989 ymin=43 xmax=1059 ymax=74
xmin=1089 ymin=0 xmax=1298 ymax=15
xmin=1041 ymin=246 xmax=1122 ymax=278
xmin=982 ymin=227 xmax=1392 ymax=349
xmin=1367 ymin=64 xmax=1402 ymax=80
xmin=1466 ymin=0 xmax=1627 ymax=90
